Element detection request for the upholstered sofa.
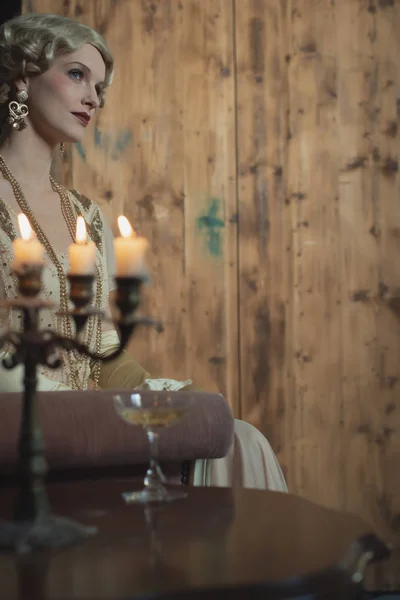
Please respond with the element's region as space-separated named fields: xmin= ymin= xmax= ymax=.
xmin=0 ymin=390 xmax=234 ymax=485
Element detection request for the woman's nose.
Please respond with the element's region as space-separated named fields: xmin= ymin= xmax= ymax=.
xmin=84 ymin=88 xmax=100 ymax=109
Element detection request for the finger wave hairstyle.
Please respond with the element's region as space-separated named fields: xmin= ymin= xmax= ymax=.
xmin=0 ymin=12 xmax=114 ymax=134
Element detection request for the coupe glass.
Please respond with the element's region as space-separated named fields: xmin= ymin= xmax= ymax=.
xmin=113 ymin=392 xmax=192 ymax=504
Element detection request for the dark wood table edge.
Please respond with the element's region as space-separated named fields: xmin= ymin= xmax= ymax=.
xmin=124 ymin=533 xmax=391 ymax=600
xmin=0 ymin=482 xmax=393 ymax=599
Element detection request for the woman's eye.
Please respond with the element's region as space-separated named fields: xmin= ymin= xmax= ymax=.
xmin=69 ymin=69 xmax=84 ymax=81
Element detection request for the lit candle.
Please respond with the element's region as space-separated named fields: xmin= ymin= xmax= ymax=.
xmin=12 ymin=213 xmax=45 ymax=271
xmin=114 ymin=216 xmax=149 ymax=277
xmin=68 ymin=216 xmax=96 ymax=275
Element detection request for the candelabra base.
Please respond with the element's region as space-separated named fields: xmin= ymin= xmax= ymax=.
xmin=0 ymin=515 xmax=97 ymax=553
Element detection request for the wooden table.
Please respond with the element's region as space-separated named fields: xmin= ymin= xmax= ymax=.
xmin=0 ymin=480 xmax=391 ymax=599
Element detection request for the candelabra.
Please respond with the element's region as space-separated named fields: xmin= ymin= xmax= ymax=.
xmin=0 ymin=265 xmax=162 ymax=553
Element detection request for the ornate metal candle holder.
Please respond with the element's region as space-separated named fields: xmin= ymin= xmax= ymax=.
xmin=0 ymin=265 xmax=162 ymax=553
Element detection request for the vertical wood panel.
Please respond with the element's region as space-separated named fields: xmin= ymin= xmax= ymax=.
xmin=234 ymin=0 xmax=400 ymax=578
xmin=174 ymin=1 xmax=238 ymax=404
xmin=234 ymin=0 xmax=289 ymax=473
xmin=337 ymin=0 xmax=379 ymax=519
xmin=367 ymin=0 xmax=400 ymax=588
xmin=286 ymin=0 xmax=343 ymax=506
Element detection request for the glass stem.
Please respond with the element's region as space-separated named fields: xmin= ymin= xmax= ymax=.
xmin=145 ymin=430 xmax=166 ymax=488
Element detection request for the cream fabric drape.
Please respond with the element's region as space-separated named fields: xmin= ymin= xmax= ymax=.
xmin=193 ymin=419 xmax=288 ymax=491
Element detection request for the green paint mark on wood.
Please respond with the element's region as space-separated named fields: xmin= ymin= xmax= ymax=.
xmin=196 ymin=198 xmax=225 ymax=257
xmin=75 ymin=141 xmax=86 ymax=160
xmin=76 ymin=128 xmax=133 ymax=162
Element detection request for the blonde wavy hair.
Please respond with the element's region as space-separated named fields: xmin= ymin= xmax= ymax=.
xmin=0 ymin=12 xmax=114 ymax=130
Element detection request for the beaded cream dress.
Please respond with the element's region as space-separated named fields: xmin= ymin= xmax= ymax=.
xmin=0 ymin=189 xmax=115 ymax=391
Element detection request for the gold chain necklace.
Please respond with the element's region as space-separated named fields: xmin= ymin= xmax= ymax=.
xmin=0 ymin=154 xmax=103 ymax=389
xmin=50 ymin=176 xmax=103 ymax=387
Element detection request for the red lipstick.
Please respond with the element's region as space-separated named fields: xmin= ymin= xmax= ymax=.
xmin=72 ymin=112 xmax=90 ymax=126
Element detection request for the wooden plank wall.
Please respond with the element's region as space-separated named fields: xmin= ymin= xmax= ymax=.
xmin=25 ymin=0 xmax=400 ymax=582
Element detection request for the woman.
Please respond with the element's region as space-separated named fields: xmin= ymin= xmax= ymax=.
xmin=0 ymin=13 xmax=287 ymax=492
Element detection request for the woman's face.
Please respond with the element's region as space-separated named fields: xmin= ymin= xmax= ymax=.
xmin=22 ymin=43 xmax=106 ymax=145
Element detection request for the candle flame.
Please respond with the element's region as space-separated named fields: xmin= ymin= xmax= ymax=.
xmin=18 ymin=213 xmax=34 ymax=241
xmin=118 ymin=215 xmax=136 ymax=238
xmin=76 ymin=216 xmax=87 ymax=243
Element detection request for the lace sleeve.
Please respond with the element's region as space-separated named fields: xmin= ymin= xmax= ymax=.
xmin=0 ymin=361 xmax=71 ymax=392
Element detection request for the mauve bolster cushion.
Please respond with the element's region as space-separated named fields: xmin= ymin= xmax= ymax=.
xmin=0 ymin=390 xmax=234 ymax=471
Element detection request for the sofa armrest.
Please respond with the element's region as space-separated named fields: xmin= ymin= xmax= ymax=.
xmin=0 ymin=390 xmax=233 ymax=472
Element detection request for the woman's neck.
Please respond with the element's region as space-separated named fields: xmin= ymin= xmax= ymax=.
xmin=0 ymin=128 xmax=56 ymax=191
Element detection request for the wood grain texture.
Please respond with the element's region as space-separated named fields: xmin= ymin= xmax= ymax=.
xmin=288 ymin=0 xmax=344 ymax=511
xmin=335 ymin=4 xmax=400 ymax=573
xmin=22 ymin=0 xmax=400 ymax=586
xmin=0 ymin=482 xmax=390 ymax=599
xmin=235 ymin=0 xmax=400 ymax=564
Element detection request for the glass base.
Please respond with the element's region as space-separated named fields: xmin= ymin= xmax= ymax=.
xmin=0 ymin=515 xmax=97 ymax=553
xmin=122 ymin=487 xmax=187 ymax=504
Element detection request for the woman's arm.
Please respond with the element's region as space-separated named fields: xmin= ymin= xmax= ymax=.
xmin=94 ymin=329 xmax=151 ymax=390
xmin=94 ymin=330 xmax=197 ymax=391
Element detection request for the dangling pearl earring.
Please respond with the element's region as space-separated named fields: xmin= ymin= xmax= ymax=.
xmin=59 ymin=143 xmax=65 ymax=156
xmin=8 ymin=90 xmax=29 ymax=130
